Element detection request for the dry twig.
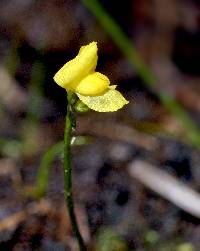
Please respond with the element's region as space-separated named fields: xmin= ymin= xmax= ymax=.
xmin=77 ymin=117 xmax=158 ymax=152
xmin=128 ymin=160 xmax=200 ymax=218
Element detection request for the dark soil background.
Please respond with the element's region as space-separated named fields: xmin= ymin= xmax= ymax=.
xmin=1 ymin=0 xmax=200 ymax=250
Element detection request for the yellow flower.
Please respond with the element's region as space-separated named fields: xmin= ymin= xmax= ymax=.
xmin=53 ymin=42 xmax=129 ymax=112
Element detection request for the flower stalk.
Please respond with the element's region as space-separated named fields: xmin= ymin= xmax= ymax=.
xmin=63 ymin=92 xmax=87 ymax=251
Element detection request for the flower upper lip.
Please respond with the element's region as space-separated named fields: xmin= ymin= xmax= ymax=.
xmin=53 ymin=41 xmax=98 ymax=93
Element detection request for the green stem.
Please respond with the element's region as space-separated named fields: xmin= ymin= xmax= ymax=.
xmin=63 ymin=92 xmax=87 ymax=251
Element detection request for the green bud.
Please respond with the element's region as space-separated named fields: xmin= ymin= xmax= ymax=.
xmin=75 ymin=99 xmax=90 ymax=113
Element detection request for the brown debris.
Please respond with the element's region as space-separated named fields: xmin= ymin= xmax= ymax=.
xmin=0 ymin=200 xmax=51 ymax=232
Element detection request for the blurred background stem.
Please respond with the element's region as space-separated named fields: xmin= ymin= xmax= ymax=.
xmin=81 ymin=0 xmax=200 ymax=150
xmin=35 ymin=141 xmax=63 ymax=198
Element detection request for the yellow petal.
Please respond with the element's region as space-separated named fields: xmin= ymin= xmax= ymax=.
xmin=77 ymin=88 xmax=129 ymax=112
xmin=75 ymin=72 xmax=110 ymax=95
xmin=53 ymin=42 xmax=98 ymax=90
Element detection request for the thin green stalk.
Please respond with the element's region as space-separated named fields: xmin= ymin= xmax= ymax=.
xmin=35 ymin=141 xmax=63 ymax=197
xmin=81 ymin=0 xmax=200 ymax=150
xmin=63 ymin=92 xmax=86 ymax=251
